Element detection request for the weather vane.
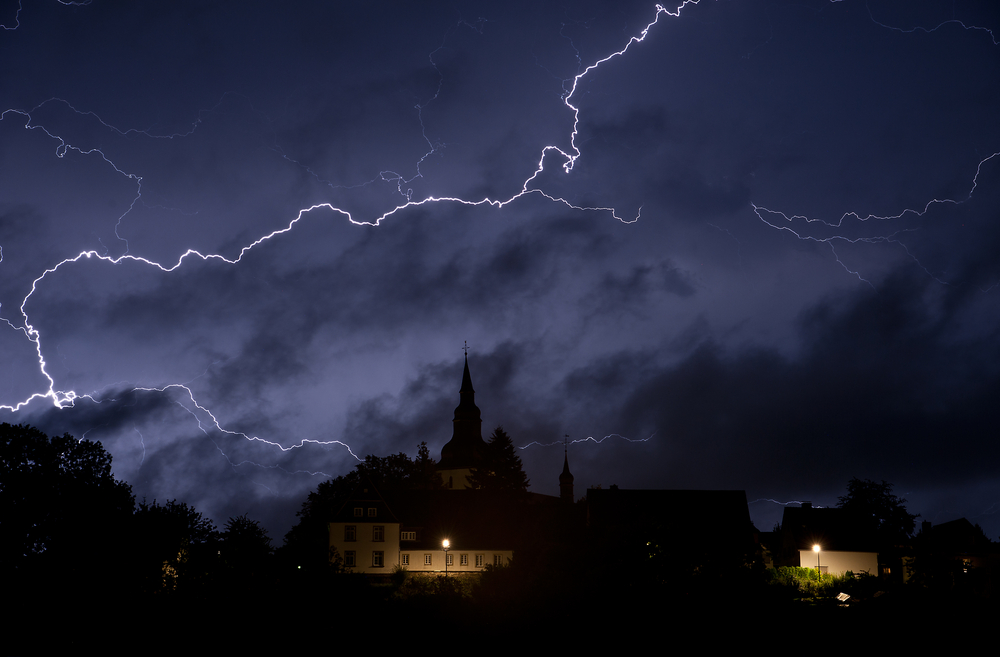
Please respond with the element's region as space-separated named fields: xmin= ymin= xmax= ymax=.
xmin=463 ymin=340 xmax=469 ymax=356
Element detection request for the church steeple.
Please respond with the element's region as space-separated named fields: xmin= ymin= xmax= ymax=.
xmin=559 ymin=437 xmax=574 ymax=503
xmin=438 ymin=348 xmax=487 ymax=488
xmin=451 ymin=352 xmax=482 ymax=442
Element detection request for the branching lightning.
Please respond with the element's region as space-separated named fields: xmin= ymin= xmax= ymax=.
xmin=751 ymin=4 xmax=999 ymax=286
xmin=2 ymin=0 xmax=997 ymax=492
xmin=0 ymin=3 xmax=702 ymax=467
xmin=751 ymin=152 xmax=1000 ymax=286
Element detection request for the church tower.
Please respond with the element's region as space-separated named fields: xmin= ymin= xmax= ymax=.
xmin=437 ymin=352 xmax=487 ymax=489
xmin=559 ymin=444 xmax=574 ymax=503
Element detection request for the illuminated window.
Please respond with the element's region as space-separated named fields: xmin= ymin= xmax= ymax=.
xmin=353 ymin=508 xmax=362 ymax=517
xmin=494 ymin=554 xmax=504 ymax=566
xmin=373 ymin=526 xmax=384 ymax=542
xmin=475 ymin=554 xmax=484 ymax=567
xmin=373 ymin=551 xmax=384 ymax=567
xmin=345 ymin=551 xmax=355 ymax=567
xmin=344 ymin=526 xmax=356 ymax=542
xmin=368 ymin=508 xmax=376 ymax=517
xmin=401 ymin=554 xmax=409 ymax=566
xmin=460 ymin=554 xmax=468 ymax=566
xmin=401 ymin=531 xmax=416 ymax=541
xmin=446 ymin=554 xmax=453 ymax=566
xmin=424 ymin=554 xmax=432 ymax=566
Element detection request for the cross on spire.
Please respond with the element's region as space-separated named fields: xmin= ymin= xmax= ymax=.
xmin=463 ymin=340 xmax=469 ymax=357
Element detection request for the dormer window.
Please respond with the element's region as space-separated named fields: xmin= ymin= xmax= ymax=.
xmin=354 ymin=507 xmax=362 ymax=517
xmin=368 ymin=508 xmax=377 ymax=517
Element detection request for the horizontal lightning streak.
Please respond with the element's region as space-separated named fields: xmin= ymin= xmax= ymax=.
xmin=517 ymin=433 xmax=655 ymax=450
xmin=751 ymin=152 xmax=1000 ymax=284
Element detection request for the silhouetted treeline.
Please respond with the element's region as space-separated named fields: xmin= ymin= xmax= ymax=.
xmin=1 ymin=424 xmax=274 ymax=599
xmin=4 ymin=423 xmax=997 ymax=650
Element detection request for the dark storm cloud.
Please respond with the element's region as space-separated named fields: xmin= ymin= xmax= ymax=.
xmin=3 ymin=1 xmax=999 ymax=541
xmin=590 ymin=269 xmax=1000 ymax=493
xmin=578 ymin=107 xmax=754 ymax=218
xmin=591 ymin=260 xmax=697 ymax=315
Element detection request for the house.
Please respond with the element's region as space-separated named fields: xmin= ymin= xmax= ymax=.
xmin=328 ymin=484 xmax=514 ymax=574
xmin=906 ymin=518 xmax=999 ymax=589
xmin=777 ymin=502 xmax=878 ymax=576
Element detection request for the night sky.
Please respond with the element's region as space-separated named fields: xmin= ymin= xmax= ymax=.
xmin=2 ymin=0 xmax=998 ymax=541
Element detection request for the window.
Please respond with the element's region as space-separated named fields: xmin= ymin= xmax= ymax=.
xmin=373 ymin=525 xmax=384 ymax=542
xmin=401 ymin=531 xmax=416 ymax=541
xmin=401 ymin=554 xmax=409 ymax=566
xmin=353 ymin=507 xmax=362 ymax=517
xmin=373 ymin=551 xmax=384 ymax=568
xmin=367 ymin=507 xmax=377 ymax=517
xmin=446 ymin=554 xmax=453 ymax=566
xmin=494 ymin=554 xmax=504 ymax=566
xmin=345 ymin=551 xmax=356 ymax=567
xmin=344 ymin=525 xmax=356 ymax=542
xmin=424 ymin=554 xmax=432 ymax=566
xmin=475 ymin=554 xmax=484 ymax=567
xmin=460 ymin=554 xmax=468 ymax=566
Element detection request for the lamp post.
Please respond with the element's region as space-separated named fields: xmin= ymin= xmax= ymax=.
xmin=443 ymin=539 xmax=450 ymax=577
xmin=813 ymin=544 xmax=821 ymax=577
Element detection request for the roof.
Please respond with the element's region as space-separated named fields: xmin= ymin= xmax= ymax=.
xmin=330 ymin=479 xmax=401 ymax=524
xmin=918 ymin=518 xmax=994 ymax=555
xmin=383 ymin=489 xmax=533 ymax=550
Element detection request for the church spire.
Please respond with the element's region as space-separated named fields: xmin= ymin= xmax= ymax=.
xmin=437 ymin=345 xmax=486 ymax=487
xmin=460 ymin=351 xmax=474 ymax=395
xmin=559 ymin=435 xmax=574 ymax=503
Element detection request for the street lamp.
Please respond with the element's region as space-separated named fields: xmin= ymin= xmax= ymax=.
xmin=443 ymin=539 xmax=450 ymax=577
xmin=813 ymin=544 xmax=821 ymax=577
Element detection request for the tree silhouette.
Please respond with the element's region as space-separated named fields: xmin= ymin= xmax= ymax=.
xmin=223 ymin=514 xmax=273 ymax=563
xmin=0 ymin=423 xmax=134 ymax=587
xmin=837 ymin=477 xmax=917 ymax=543
xmin=468 ymin=426 xmax=529 ymax=493
xmin=131 ymin=498 xmax=219 ymax=592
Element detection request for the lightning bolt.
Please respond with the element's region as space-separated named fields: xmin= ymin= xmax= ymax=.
xmin=1 ymin=0 xmax=21 ymax=31
xmin=751 ymin=152 xmax=1000 ymax=286
xmin=751 ymin=3 xmax=999 ymax=287
xmin=748 ymin=498 xmax=825 ymax=509
xmin=2 ymin=0 xmax=996 ymax=487
xmin=867 ymin=4 xmax=999 ymax=46
xmin=0 ymin=3 xmax=702 ymax=474
xmin=517 ymin=433 xmax=655 ymax=450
